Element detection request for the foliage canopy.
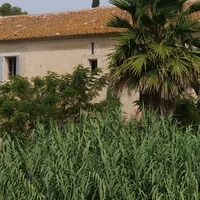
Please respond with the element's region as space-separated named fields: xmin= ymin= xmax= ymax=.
xmin=0 ymin=3 xmax=27 ymax=16
xmin=107 ymin=0 xmax=200 ymax=113
xmin=0 ymin=65 xmax=109 ymax=138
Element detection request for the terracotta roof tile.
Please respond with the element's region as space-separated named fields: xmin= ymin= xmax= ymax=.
xmin=0 ymin=7 xmax=124 ymax=41
xmin=0 ymin=3 xmax=200 ymax=42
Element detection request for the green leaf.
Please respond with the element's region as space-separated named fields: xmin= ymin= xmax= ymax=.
xmin=129 ymin=54 xmax=147 ymax=75
xmin=148 ymin=43 xmax=174 ymax=59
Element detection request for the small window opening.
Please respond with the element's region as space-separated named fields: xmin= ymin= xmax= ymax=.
xmin=90 ymin=59 xmax=98 ymax=71
xmin=8 ymin=57 xmax=16 ymax=76
xmin=91 ymin=42 xmax=94 ymax=54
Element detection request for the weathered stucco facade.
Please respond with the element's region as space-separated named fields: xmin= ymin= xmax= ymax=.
xmin=0 ymin=37 xmax=114 ymax=79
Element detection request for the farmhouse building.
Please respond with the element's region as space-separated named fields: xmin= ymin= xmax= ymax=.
xmin=0 ymin=4 xmax=199 ymax=115
xmin=0 ymin=7 xmax=123 ymax=80
xmin=0 ymin=6 xmax=139 ymax=115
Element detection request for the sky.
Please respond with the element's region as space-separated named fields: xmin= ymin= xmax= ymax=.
xmin=0 ymin=0 xmax=112 ymax=14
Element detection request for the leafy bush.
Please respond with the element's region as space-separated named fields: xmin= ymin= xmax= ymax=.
xmin=1 ymin=110 xmax=200 ymax=199
xmin=0 ymin=65 xmax=109 ymax=137
xmin=174 ymin=96 xmax=200 ymax=127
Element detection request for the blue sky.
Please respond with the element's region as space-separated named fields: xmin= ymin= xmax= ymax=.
xmin=0 ymin=0 xmax=112 ymax=14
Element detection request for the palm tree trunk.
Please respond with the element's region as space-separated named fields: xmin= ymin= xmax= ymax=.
xmin=139 ymin=90 xmax=175 ymax=115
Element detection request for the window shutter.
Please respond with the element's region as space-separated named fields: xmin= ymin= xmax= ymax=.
xmin=16 ymin=55 xmax=20 ymax=75
xmin=0 ymin=56 xmax=3 ymax=81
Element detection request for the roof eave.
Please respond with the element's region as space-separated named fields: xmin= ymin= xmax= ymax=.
xmin=0 ymin=32 xmax=121 ymax=43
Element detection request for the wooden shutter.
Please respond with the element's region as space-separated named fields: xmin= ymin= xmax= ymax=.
xmin=0 ymin=56 xmax=3 ymax=81
xmin=16 ymin=55 xmax=19 ymax=75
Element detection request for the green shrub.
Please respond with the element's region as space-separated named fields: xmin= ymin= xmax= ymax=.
xmin=0 ymin=65 xmax=109 ymax=138
xmin=1 ymin=110 xmax=200 ymax=199
xmin=174 ymin=96 xmax=200 ymax=127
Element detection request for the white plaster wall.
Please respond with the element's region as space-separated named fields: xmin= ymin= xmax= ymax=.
xmin=0 ymin=37 xmax=139 ymax=115
xmin=0 ymin=37 xmax=114 ymax=77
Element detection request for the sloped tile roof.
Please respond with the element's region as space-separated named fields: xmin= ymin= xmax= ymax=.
xmin=0 ymin=4 xmax=200 ymax=42
xmin=0 ymin=7 xmax=124 ymax=42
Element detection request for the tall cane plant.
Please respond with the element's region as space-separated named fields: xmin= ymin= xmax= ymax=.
xmin=1 ymin=110 xmax=200 ymax=199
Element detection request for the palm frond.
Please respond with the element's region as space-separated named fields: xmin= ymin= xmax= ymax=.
xmin=106 ymin=16 xmax=133 ymax=29
xmin=176 ymin=20 xmax=200 ymax=33
xmin=191 ymin=37 xmax=200 ymax=48
xmin=183 ymin=1 xmax=200 ymax=15
xmin=156 ymin=0 xmax=187 ymax=8
xmin=108 ymin=39 xmax=138 ymax=67
xmin=167 ymin=56 xmax=191 ymax=78
xmin=146 ymin=71 xmax=160 ymax=87
xmin=152 ymin=13 xmax=166 ymax=26
xmin=109 ymin=0 xmax=138 ymax=22
xmin=139 ymin=12 xmax=154 ymax=28
xmin=114 ymin=29 xmax=148 ymax=48
xmin=114 ymin=31 xmax=140 ymax=42
xmin=126 ymin=74 xmax=140 ymax=91
xmin=154 ymin=0 xmax=187 ymax=19
xmin=185 ymin=50 xmax=200 ymax=64
xmin=148 ymin=43 xmax=174 ymax=59
xmin=125 ymin=54 xmax=147 ymax=76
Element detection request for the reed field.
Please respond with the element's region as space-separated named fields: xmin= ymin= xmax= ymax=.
xmin=1 ymin=110 xmax=200 ymax=199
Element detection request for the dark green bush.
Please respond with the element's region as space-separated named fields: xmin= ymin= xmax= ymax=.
xmin=0 ymin=65 xmax=110 ymax=138
xmin=174 ymin=96 xmax=200 ymax=127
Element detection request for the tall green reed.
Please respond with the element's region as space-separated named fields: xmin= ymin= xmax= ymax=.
xmin=1 ymin=110 xmax=200 ymax=199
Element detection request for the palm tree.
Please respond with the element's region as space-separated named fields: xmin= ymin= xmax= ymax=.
xmin=107 ymin=0 xmax=200 ymax=114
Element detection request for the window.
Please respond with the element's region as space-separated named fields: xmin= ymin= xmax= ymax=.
xmin=91 ymin=42 xmax=94 ymax=54
xmin=89 ymin=59 xmax=98 ymax=71
xmin=8 ymin=57 xmax=17 ymax=76
xmin=0 ymin=55 xmax=19 ymax=81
